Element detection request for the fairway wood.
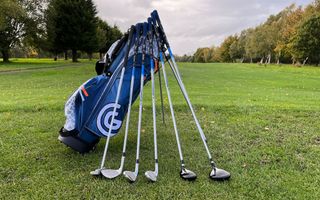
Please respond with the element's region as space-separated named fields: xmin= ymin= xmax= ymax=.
xmin=145 ymin=171 xmax=157 ymax=182
xmin=101 ymin=169 xmax=122 ymax=179
xmin=180 ymin=169 xmax=197 ymax=181
xmin=123 ymin=171 xmax=137 ymax=182
xmin=210 ymin=168 xmax=231 ymax=181
xmin=90 ymin=169 xmax=102 ymax=176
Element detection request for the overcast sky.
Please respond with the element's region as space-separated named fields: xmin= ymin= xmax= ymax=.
xmin=94 ymin=0 xmax=314 ymax=55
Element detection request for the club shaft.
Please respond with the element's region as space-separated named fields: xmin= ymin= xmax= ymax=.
xmin=159 ymin=53 xmax=185 ymax=168
xmin=119 ymin=66 xmax=136 ymax=170
xmin=151 ymin=60 xmax=158 ymax=172
xmin=134 ymin=63 xmax=144 ymax=174
xmin=158 ymin=68 xmax=165 ymax=125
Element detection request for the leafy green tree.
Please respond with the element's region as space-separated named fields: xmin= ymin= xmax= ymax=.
xmin=0 ymin=0 xmax=23 ymax=62
xmin=291 ymin=14 xmax=320 ymax=64
xmin=46 ymin=0 xmax=98 ymax=62
xmin=96 ymin=18 xmax=122 ymax=59
xmin=219 ymin=35 xmax=237 ymax=62
xmin=193 ymin=47 xmax=211 ymax=62
xmin=0 ymin=0 xmax=46 ymax=62
xmin=229 ymin=34 xmax=246 ymax=62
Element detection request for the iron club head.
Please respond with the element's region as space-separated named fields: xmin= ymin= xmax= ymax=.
xmin=180 ymin=168 xmax=197 ymax=181
xmin=209 ymin=168 xmax=231 ymax=181
xmin=145 ymin=171 xmax=157 ymax=182
xmin=101 ymin=169 xmax=122 ymax=179
xmin=90 ymin=168 xmax=102 ymax=176
xmin=123 ymin=171 xmax=137 ymax=182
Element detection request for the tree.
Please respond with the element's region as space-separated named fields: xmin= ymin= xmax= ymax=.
xmin=193 ymin=47 xmax=211 ymax=62
xmin=229 ymin=34 xmax=246 ymax=62
xmin=291 ymin=14 xmax=320 ymax=64
xmin=0 ymin=0 xmax=46 ymax=62
xmin=46 ymin=0 xmax=98 ymax=62
xmin=0 ymin=0 xmax=26 ymax=62
xmin=219 ymin=35 xmax=237 ymax=62
xmin=96 ymin=18 xmax=122 ymax=59
xmin=281 ymin=6 xmax=304 ymax=63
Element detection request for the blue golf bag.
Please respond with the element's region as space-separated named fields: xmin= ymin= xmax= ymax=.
xmin=59 ymin=23 xmax=158 ymax=153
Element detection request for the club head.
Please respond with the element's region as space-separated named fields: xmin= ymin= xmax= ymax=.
xmin=180 ymin=168 xmax=197 ymax=181
xmin=90 ymin=168 xmax=102 ymax=176
xmin=123 ymin=171 xmax=137 ymax=182
xmin=145 ymin=171 xmax=157 ymax=182
xmin=209 ymin=168 xmax=231 ymax=181
xmin=101 ymin=169 xmax=121 ymax=179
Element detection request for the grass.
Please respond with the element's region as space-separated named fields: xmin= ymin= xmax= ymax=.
xmin=0 ymin=58 xmax=93 ymax=72
xmin=0 ymin=59 xmax=319 ymax=199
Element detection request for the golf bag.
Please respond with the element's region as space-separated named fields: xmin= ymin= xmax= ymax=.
xmin=59 ymin=23 xmax=158 ymax=153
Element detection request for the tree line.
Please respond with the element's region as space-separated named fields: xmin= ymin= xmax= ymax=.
xmin=190 ymin=1 xmax=320 ymax=65
xmin=0 ymin=0 xmax=122 ymax=62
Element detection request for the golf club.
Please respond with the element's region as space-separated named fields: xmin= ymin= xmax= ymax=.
xmin=159 ymin=52 xmax=197 ymax=181
xmin=151 ymin=10 xmax=230 ymax=181
xmin=167 ymin=58 xmax=231 ymax=180
xmin=90 ymin=26 xmax=135 ymax=176
xmin=145 ymin=18 xmax=158 ymax=182
xmin=149 ymin=16 xmax=197 ymax=181
xmin=100 ymin=24 xmax=143 ymax=179
xmin=123 ymin=22 xmax=148 ymax=182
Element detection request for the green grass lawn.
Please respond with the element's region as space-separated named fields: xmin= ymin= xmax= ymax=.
xmin=0 ymin=58 xmax=93 ymax=72
xmin=0 ymin=59 xmax=319 ymax=199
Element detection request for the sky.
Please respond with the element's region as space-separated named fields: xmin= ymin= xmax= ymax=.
xmin=94 ymin=0 xmax=314 ymax=55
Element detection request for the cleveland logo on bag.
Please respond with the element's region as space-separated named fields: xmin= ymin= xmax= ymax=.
xmin=96 ymin=103 xmax=122 ymax=136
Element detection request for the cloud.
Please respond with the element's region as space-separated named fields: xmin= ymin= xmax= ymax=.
xmin=94 ymin=0 xmax=314 ymax=55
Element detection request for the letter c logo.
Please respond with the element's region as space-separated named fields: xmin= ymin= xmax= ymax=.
xmin=97 ymin=103 xmax=122 ymax=136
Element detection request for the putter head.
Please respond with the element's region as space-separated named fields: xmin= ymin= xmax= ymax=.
xmin=209 ymin=168 xmax=231 ymax=181
xmin=101 ymin=169 xmax=121 ymax=179
xmin=145 ymin=171 xmax=157 ymax=182
xmin=90 ymin=168 xmax=102 ymax=176
xmin=180 ymin=168 xmax=197 ymax=181
xmin=123 ymin=171 xmax=137 ymax=182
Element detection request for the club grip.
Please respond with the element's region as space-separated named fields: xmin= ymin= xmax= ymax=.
xmin=123 ymin=25 xmax=135 ymax=66
xmin=135 ymin=23 xmax=143 ymax=35
xmin=143 ymin=22 xmax=148 ymax=36
xmin=151 ymin=10 xmax=170 ymax=48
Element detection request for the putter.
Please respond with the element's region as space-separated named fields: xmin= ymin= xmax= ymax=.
xmin=145 ymin=18 xmax=158 ymax=182
xmin=100 ymin=24 xmax=143 ymax=179
xmin=151 ymin=10 xmax=230 ymax=181
xmin=90 ymin=26 xmax=135 ymax=177
xmin=123 ymin=22 xmax=149 ymax=182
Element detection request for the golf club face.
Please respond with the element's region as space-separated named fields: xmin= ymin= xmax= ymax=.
xmin=145 ymin=171 xmax=157 ymax=182
xmin=123 ymin=171 xmax=137 ymax=182
xmin=90 ymin=169 xmax=102 ymax=176
xmin=101 ymin=169 xmax=121 ymax=179
xmin=209 ymin=168 xmax=231 ymax=181
xmin=180 ymin=169 xmax=197 ymax=181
